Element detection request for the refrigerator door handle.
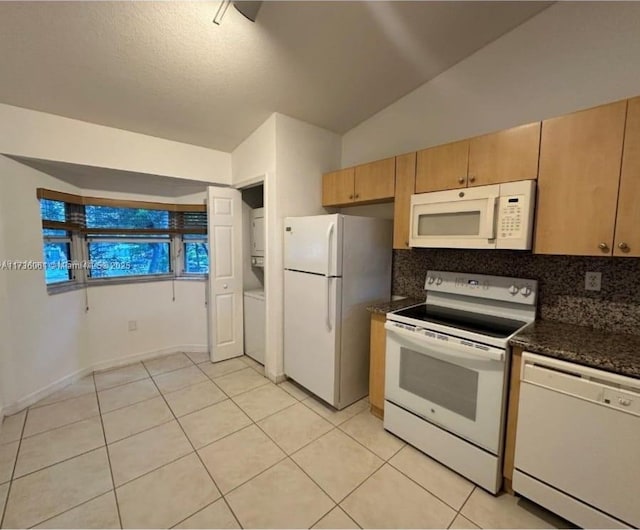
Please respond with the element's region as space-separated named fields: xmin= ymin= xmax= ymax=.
xmin=326 ymin=276 xmax=332 ymax=330
xmin=325 ymin=222 xmax=335 ymax=330
xmin=326 ymin=222 xmax=335 ymax=276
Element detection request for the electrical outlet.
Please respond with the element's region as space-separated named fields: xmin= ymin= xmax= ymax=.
xmin=128 ymin=320 xmax=137 ymax=331
xmin=585 ymin=272 xmax=602 ymax=292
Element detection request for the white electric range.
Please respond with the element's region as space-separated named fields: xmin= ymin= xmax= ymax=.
xmin=384 ymin=270 xmax=537 ymax=493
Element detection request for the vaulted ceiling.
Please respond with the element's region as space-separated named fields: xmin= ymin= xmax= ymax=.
xmin=0 ymin=1 xmax=551 ymax=152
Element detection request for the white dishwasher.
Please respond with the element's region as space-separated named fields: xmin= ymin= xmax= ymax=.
xmin=243 ymin=290 xmax=265 ymax=364
xmin=514 ymin=352 xmax=640 ymax=529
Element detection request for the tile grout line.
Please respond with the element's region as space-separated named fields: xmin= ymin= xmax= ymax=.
xmin=30 ymin=489 xmax=118 ymax=529
xmin=140 ymin=361 xmax=244 ymax=530
xmin=93 ymin=372 xmax=124 ymax=530
xmin=29 ymin=387 xmax=96 ymax=411
xmin=333 ymin=409 xmax=406 ymax=462
xmin=455 ymin=486 xmax=483 ymax=529
xmin=384 ymin=456 xmax=476 ymax=515
xmin=0 ymin=408 xmax=28 ymax=529
xmin=99 ymin=391 xmax=161 ymax=417
xmin=250 ymin=416 xmax=346 ymax=522
xmin=19 ymin=410 xmax=101 ymax=442
xmin=12 ymin=442 xmax=107 ymax=484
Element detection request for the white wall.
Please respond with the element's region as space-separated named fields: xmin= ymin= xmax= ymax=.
xmin=267 ymin=114 xmax=341 ymax=379
xmin=0 ymin=191 xmax=10 ymax=420
xmin=232 ymin=115 xmax=276 ymax=184
xmin=0 ymin=156 xmax=208 ymax=412
xmin=86 ymin=281 xmax=207 ymax=371
xmin=0 ymin=156 xmax=88 ymax=412
xmin=342 ymin=2 xmax=640 ymax=166
xmin=230 ymin=113 xmax=341 ymax=381
xmin=0 ymin=103 xmax=231 ymax=184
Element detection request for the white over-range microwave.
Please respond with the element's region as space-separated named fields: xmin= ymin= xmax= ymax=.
xmin=409 ymin=180 xmax=536 ymax=250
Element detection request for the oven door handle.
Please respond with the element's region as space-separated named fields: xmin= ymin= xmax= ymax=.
xmin=385 ymin=322 xmax=505 ymax=363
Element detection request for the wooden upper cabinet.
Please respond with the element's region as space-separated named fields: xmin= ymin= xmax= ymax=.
xmin=468 ymin=122 xmax=541 ymax=187
xmin=534 ymin=101 xmax=627 ymax=256
xmin=322 ymin=167 xmax=355 ymax=207
xmin=393 ymin=152 xmax=416 ymax=249
xmin=415 ymin=140 xmax=469 ymax=193
xmin=614 ymin=97 xmax=640 ymax=257
xmin=354 ymin=157 xmax=396 ymax=203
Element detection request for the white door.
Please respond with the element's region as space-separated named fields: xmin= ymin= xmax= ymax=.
xmin=207 ymin=186 xmax=244 ymax=362
xmin=284 ymin=269 xmax=341 ymax=406
xmin=284 ymin=215 xmax=342 ymax=276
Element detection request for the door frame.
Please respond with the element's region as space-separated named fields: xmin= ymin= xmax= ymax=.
xmin=234 ymin=174 xmax=276 ymax=381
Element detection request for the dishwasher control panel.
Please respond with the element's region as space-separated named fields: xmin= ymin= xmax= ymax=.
xmin=521 ymin=352 xmax=640 ymax=417
xmin=603 ymin=388 xmax=640 ymax=415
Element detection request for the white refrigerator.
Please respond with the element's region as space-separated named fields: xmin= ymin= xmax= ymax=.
xmin=284 ymin=214 xmax=392 ymax=409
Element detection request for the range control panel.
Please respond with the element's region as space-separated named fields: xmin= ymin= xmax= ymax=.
xmin=424 ymin=270 xmax=538 ymax=305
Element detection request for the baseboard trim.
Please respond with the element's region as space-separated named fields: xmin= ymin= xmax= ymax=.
xmin=3 ymin=366 xmax=94 ymax=416
xmin=3 ymin=344 xmax=208 ymax=415
xmin=92 ymin=344 xmax=208 ymax=373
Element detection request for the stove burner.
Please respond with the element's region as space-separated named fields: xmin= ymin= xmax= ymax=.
xmin=392 ymin=304 xmax=527 ymax=339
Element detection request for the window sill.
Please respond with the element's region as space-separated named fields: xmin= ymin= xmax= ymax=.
xmin=46 ymin=275 xmax=207 ymax=295
xmin=47 ymin=281 xmax=83 ymax=295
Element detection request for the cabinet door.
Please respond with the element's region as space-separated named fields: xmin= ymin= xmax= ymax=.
xmin=322 ymin=167 xmax=355 ymax=207
xmin=614 ymin=97 xmax=640 ymax=257
xmin=393 ymin=152 xmax=416 ymax=249
xmin=369 ymin=313 xmax=387 ymax=419
xmin=415 ymin=139 xmax=469 ymax=193
xmin=354 ymin=157 xmax=396 ymax=202
xmin=468 ymin=122 xmax=541 ymax=187
xmin=534 ymin=101 xmax=626 ymax=256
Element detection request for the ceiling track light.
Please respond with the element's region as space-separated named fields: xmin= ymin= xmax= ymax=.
xmin=213 ymin=0 xmax=262 ymax=25
xmin=213 ymin=0 xmax=232 ymax=25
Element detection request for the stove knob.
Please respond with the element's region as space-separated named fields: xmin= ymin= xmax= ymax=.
xmin=427 ymin=276 xmax=435 ymax=285
xmin=435 ymin=277 xmax=443 ymax=286
xmin=508 ymin=285 xmax=520 ymax=295
xmin=521 ymin=286 xmax=532 ymax=297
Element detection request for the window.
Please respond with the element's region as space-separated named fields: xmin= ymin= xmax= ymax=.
xmin=177 ymin=211 xmax=208 ymax=275
xmin=37 ymin=190 xmax=208 ymax=289
xmin=43 ymin=228 xmax=72 ymax=284
xmin=85 ymin=205 xmax=172 ymax=278
xmin=183 ymin=234 xmax=209 ymax=274
xmin=40 ymin=199 xmax=74 ymax=285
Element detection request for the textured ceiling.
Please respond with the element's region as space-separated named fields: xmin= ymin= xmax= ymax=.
xmin=0 ymin=1 xmax=551 ymax=152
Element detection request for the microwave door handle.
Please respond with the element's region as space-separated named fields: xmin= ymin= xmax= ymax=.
xmin=481 ymin=196 xmax=497 ymax=239
xmin=384 ymin=322 xmax=504 ymax=362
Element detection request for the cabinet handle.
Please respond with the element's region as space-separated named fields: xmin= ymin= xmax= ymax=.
xmin=457 ymin=177 xmax=465 ymax=184
xmin=618 ymin=242 xmax=630 ymax=252
xmin=405 ymin=241 xmax=409 ymax=247
xmin=349 ymin=194 xmax=353 ymax=199
xmin=469 ymin=175 xmax=476 ymax=183
xmin=355 ymin=194 xmax=360 ymax=199
xmin=598 ymin=242 xmax=609 ymax=251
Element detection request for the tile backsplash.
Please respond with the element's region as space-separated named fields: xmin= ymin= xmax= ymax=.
xmin=392 ymin=249 xmax=640 ymax=335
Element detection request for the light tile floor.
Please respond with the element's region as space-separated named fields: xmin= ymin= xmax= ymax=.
xmin=0 ymin=353 xmax=573 ymax=529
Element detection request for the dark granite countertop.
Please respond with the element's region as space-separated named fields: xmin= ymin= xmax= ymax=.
xmin=510 ymin=320 xmax=640 ymax=379
xmin=367 ymin=297 xmax=423 ymax=315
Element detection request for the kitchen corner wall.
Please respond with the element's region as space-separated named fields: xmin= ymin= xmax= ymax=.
xmin=393 ymin=249 xmax=640 ymax=335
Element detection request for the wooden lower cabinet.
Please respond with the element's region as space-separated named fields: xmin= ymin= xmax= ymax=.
xmin=369 ymin=313 xmax=387 ymax=419
xmin=503 ymin=347 xmax=523 ymax=493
